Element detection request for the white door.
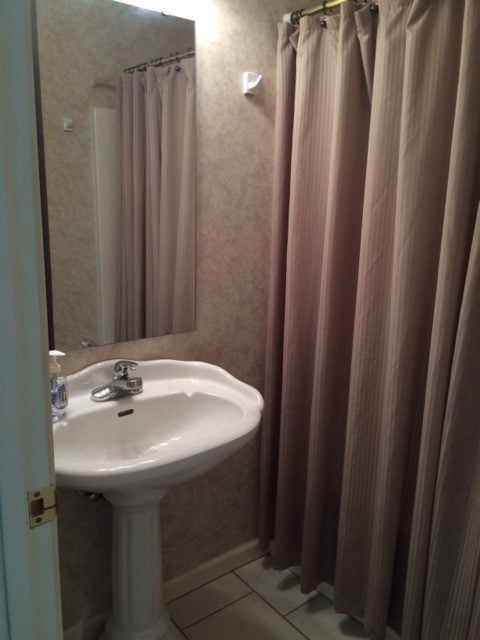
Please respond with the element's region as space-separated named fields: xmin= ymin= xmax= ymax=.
xmin=0 ymin=1 xmax=62 ymax=639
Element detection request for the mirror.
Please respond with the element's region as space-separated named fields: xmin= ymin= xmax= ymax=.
xmin=33 ymin=0 xmax=196 ymax=352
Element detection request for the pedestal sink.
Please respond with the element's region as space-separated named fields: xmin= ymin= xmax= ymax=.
xmin=53 ymin=359 xmax=263 ymax=640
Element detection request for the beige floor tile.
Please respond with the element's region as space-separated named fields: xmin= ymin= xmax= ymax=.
xmin=317 ymin=582 xmax=335 ymax=602
xmin=168 ymin=623 xmax=188 ymax=639
xmin=288 ymin=573 xmax=399 ymax=639
xmin=184 ymin=592 xmax=306 ymax=640
xmin=287 ymin=594 xmax=368 ymax=639
xmin=289 ymin=565 xmax=302 ymax=577
xmin=167 ymin=573 xmax=251 ymax=629
xmin=235 ymin=556 xmax=317 ymax=614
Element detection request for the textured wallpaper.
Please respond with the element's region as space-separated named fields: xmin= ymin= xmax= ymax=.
xmin=42 ymin=0 xmax=310 ymax=621
xmin=36 ymin=0 xmax=194 ymax=351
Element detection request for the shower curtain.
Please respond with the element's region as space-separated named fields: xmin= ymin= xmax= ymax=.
xmin=115 ymin=59 xmax=195 ymax=341
xmin=260 ymin=1 xmax=480 ymax=639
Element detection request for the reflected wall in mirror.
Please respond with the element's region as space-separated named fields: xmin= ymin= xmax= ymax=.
xmin=34 ymin=0 xmax=196 ymax=352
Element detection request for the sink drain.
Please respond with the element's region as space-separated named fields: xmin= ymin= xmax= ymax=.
xmin=118 ymin=408 xmax=134 ymax=417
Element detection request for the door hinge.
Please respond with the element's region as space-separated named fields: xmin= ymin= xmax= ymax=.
xmin=27 ymin=486 xmax=57 ymax=528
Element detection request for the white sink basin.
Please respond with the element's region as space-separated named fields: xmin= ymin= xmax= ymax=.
xmin=54 ymin=359 xmax=263 ymax=494
xmin=54 ymin=359 xmax=263 ymax=640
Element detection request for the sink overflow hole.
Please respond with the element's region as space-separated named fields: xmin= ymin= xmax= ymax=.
xmin=118 ymin=409 xmax=134 ymax=418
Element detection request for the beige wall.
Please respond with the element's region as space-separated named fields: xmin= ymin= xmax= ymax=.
xmin=45 ymin=0 xmax=309 ymax=619
xmin=36 ymin=0 xmax=194 ymax=351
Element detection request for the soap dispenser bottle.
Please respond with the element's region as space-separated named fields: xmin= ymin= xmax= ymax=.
xmin=49 ymin=350 xmax=68 ymax=422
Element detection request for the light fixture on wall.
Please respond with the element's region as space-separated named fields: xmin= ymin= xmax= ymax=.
xmin=112 ymin=0 xmax=196 ymax=21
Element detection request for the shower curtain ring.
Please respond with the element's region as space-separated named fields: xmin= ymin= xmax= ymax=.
xmin=320 ymin=1 xmax=328 ymax=28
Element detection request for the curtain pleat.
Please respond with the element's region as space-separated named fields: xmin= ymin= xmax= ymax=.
xmin=402 ymin=1 xmax=480 ymax=636
xmin=259 ymin=21 xmax=298 ymax=552
xmin=116 ymin=73 xmax=146 ymax=341
xmin=115 ymin=60 xmax=195 ymax=341
xmin=260 ymin=1 xmax=480 ymax=639
xmin=145 ymin=66 xmax=162 ymax=338
xmin=335 ymin=1 xmax=463 ymax=635
xmin=420 ymin=205 xmax=480 ymax=640
xmin=301 ymin=4 xmax=374 ymax=592
xmin=262 ymin=1 xmax=376 ymax=576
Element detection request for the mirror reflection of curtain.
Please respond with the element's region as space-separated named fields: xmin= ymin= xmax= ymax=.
xmin=115 ymin=59 xmax=195 ymax=341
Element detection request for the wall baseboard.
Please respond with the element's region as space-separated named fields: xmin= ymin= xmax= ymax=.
xmin=82 ymin=539 xmax=264 ymax=639
xmin=163 ymin=539 xmax=264 ymax=602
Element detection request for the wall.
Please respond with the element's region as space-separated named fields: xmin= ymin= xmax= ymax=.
xmin=45 ymin=0 xmax=309 ymax=619
xmin=36 ymin=0 xmax=194 ymax=351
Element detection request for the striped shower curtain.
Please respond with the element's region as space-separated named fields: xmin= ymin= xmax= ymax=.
xmin=115 ymin=59 xmax=195 ymax=341
xmin=260 ymin=1 xmax=480 ymax=639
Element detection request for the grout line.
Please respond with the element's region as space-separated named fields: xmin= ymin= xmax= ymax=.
xmin=286 ymin=592 xmax=323 ymax=616
xmin=165 ymin=553 xmax=267 ymax=605
xmin=234 ymin=567 xmax=319 ymax=617
xmin=181 ymin=591 xmax=253 ymax=631
xmin=233 ymin=570 xmax=260 ymax=592
xmin=281 ymin=615 xmax=312 ymax=640
xmin=171 ymin=619 xmax=188 ymax=639
xmin=163 ymin=540 xmax=265 ymax=603
xmin=207 ymin=574 xmax=312 ymax=640
xmin=249 ymin=589 xmax=311 ymax=640
xmin=174 ymin=566 xmax=312 ymax=640
xmin=232 ymin=551 xmax=268 ymax=572
xmin=166 ymin=568 xmax=249 ymax=605
xmin=167 ymin=556 xmax=399 ymax=640
xmin=233 ymin=570 xmax=314 ymax=635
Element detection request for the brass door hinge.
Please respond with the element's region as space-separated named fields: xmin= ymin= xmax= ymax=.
xmin=27 ymin=486 xmax=57 ymax=528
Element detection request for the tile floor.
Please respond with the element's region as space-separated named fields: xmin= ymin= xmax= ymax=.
xmin=165 ymin=555 xmax=401 ymax=640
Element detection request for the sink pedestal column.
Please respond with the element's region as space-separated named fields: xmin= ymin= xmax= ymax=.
xmin=101 ymin=488 xmax=177 ymax=640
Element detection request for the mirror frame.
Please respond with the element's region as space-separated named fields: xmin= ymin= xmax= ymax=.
xmin=31 ymin=0 xmax=55 ymax=348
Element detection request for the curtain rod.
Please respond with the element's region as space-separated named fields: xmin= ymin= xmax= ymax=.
xmin=283 ymin=0 xmax=377 ymax=25
xmin=91 ymin=48 xmax=195 ymax=88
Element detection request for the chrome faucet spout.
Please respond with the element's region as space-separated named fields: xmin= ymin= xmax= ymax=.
xmin=91 ymin=361 xmax=143 ymax=402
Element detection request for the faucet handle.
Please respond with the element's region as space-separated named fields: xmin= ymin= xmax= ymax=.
xmin=113 ymin=360 xmax=138 ymax=379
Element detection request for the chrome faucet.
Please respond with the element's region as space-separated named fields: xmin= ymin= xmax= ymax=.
xmin=91 ymin=360 xmax=143 ymax=402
